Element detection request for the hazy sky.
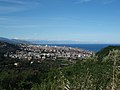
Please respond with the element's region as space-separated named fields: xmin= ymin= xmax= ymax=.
xmin=0 ymin=0 xmax=120 ymax=43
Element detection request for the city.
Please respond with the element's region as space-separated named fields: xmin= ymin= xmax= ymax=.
xmin=4 ymin=44 xmax=93 ymax=62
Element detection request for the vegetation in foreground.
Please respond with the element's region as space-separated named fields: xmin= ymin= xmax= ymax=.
xmin=0 ymin=45 xmax=120 ymax=90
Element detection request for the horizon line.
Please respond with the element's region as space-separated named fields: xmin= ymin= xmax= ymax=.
xmin=0 ymin=37 xmax=120 ymax=44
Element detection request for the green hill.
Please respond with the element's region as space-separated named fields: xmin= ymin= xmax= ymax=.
xmin=0 ymin=41 xmax=20 ymax=60
xmin=0 ymin=41 xmax=20 ymax=53
xmin=96 ymin=46 xmax=120 ymax=60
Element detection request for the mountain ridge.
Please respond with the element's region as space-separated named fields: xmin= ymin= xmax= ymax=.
xmin=0 ymin=37 xmax=32 ymax=45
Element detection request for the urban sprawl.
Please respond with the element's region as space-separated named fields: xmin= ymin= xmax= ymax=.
xmin=4 ymin=45 xmax=93 ymax=62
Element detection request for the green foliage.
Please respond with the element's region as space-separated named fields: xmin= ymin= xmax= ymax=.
xmin=96 ymin=46 xmax=120 ymax=60
xmin=103 ymin=50 xmax=120 ymax=90
xmin=0 ymin=46 xmax=120 ymax=90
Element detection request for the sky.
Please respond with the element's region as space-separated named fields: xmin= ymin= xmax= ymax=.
xmin=0 ymin=0 xmax=120 ymax=44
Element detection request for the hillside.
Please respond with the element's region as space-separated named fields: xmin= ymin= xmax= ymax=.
xmin=0 ymin=41 xmax=20 ymax=53
xmin=0 ymin=44 xmax=120 ymax=90
xmin=0 ymin=37 xmax=32 ymax=45
xmin=96 ymin=46 xmax=120 ymax=60
xmin=0 ymin=41 xmax=20 ymax=60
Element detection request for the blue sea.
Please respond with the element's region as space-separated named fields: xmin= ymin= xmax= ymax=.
xmin=38 ymin=44 xmax=120 ymax=52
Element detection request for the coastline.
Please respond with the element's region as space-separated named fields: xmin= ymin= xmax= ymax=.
xmin=33 ymin=44 xmax=120 ymax=52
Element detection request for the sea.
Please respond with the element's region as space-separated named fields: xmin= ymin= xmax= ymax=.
xmin=38 ymin=44 xmax=120 ymax=52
